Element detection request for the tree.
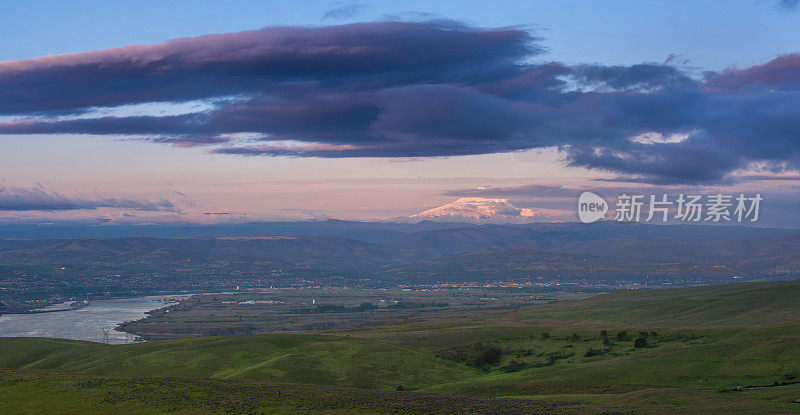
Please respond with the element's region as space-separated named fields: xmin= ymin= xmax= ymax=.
xmin=634 ymin=336 xmax=649 ymax=348
xmin=584 ymin=347 xmax=609 ymax=357
xmin=468 ymin=344 xmax=502 ymax=368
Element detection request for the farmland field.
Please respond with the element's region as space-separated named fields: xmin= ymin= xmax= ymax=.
xmin=117 ymin=287 xmax=589 ymax=339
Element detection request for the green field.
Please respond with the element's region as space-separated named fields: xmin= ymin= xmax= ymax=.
xmin=3 ymin=280 xmax=800 ymax=413
xmin=117 ymin=288 xmax=587 ymax=339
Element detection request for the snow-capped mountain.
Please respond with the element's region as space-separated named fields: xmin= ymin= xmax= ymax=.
xmin=407 ymin=197 xmax=554 ymax=223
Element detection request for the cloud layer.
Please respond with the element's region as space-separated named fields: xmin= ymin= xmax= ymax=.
xmin=0 ymin=186 xmax=175 ymax=212
xmin=1 ymin=20 xmax=799 ymax=183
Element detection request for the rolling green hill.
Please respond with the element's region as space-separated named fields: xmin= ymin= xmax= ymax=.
xmin=0 ymin=334 xmax=477 ymax=390
xmin=511 ymin=278 xmax=800 ymax=326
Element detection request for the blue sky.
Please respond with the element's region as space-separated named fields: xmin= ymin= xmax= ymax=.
xmin=3 ymin=0 xmax=798 ymax=68
xmin=0 ymin=1 xmax=799 ymax=226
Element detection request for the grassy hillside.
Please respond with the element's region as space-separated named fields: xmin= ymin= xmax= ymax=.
xmin=0 ymin=369 xmax=588 ymax=415
xmin=510 ymin=278 xmax=800 ymax=326
xmin=0 ymin=333 xmax=477 ymax=390
xmin=351 ymin=280 xmax=800 ymax=411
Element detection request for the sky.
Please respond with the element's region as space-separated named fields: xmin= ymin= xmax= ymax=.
xmin=1 ymin=0 xmax=799 ymax=226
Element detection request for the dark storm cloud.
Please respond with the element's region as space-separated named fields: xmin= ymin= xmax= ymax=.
xmin=0 ymin=21 xmax=537 ymax=114
xmin=565 ymin=139 xmax=742 ymax=185
xmin=0 ymin=186 xmax=176 ymax=212
xmin=706 ymin=53 xmax=800 ymax=91
xmin=569 ymin=63 xmax=698 ymax=90
xmin=1 ymin=20 xmax=800 ymax=184
xmin=733 ymin=174 xmax=800 ymax=181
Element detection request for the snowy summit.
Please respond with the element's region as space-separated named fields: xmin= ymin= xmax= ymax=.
xmin=408 ymin=198 xmax=553 ymax=223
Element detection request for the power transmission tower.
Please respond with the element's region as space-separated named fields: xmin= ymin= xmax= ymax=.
xmin=100 ymin=327 xmax=110 ymax=344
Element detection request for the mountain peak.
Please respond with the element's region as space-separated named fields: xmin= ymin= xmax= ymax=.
xmin=408 ymin=197 xmax=552 ymax=223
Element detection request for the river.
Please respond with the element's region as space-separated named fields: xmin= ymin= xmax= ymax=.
xmin=0 ymin=294 xmax=192 ymax=344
